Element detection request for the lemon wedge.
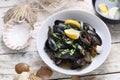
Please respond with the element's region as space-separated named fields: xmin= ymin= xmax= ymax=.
xmin=64 ymin=29 xmax=80 ymax=40
xmin=99 ymin=3 xmax=108 ymax=14
xmin=65 ymin=19 xmax=80 ymax=28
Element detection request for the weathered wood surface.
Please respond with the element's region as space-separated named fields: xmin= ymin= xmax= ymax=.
xmin=0 ymin=0 xmax=120 ymax=80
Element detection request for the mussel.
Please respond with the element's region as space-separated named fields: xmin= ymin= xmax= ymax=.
xmin=79 ymin=31 xmax=92 ymax=46
xmin=84 ymin=52 xmax=92 ymax=63
xmin=44 ymin=19 xmax=102 ymax=70
xmin=54 ymin=20 xmax=64 ymax=25
xmin=82 ymin=23 xmax=96 ymax=32
xmin=45 ymin=27 xmax=58 ymax=52
xmin=87 ymin=30 xmax=102 ymax=46
xmin=53 ymin=20 xmax=66 ymax=34
xmin=45 ymin=37 xmax=58 ymax=51
xmin=79 ymin=23 xmax=102 ymax=46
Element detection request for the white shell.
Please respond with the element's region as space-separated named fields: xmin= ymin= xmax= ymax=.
xmin=3 ymin=20 xmax=31 ymax=50
xmin=29 ymin=73 xmax=42 ymax=80
xmin=4 ymin=4 xmax=37 ymax=26
xmin=14 ymin=72 xmax=42 ymax=80
xmin=17 ymin=72 xmax=30 ymax=80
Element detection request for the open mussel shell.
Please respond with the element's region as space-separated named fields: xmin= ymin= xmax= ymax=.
xmin=3 ymin=19 xmax=31 ymax=50
xmin=4 ymin=4 xmax=37 ymax=28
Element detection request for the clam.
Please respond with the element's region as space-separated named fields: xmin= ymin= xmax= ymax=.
xmin=29 ymin=73 xmax=42 ymax=80
xmin=16 ymin=72 xmax=30 ymax=80
xmin=36 ymin=67 xmax=53 ymax=80
xmin=4 ymin=4 xmax=37 ymax=28
xmin=14 ymin=72 xmax=42 ymax=80
xmin=3 ymin=19 xmax=31 ymax=50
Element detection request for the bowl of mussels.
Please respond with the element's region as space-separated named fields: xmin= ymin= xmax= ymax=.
xmin=37 ymin=10 xmax=111 ymax=75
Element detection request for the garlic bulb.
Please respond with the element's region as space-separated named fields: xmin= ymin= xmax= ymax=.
xmin=4 ymin=4 xmax=37 ymax=28
xmin=3 ymin=19 xmax=31 ymax=50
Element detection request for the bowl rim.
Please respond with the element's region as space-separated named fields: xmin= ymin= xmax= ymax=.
xmin=36 ymin=9 xmax=111 ymax=75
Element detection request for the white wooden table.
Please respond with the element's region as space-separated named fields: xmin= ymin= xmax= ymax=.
xmin=0 ymin=0 xmax=120 ymax=80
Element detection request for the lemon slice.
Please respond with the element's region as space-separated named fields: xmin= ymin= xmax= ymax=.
xmin=64 ymin=29 xmax=80 ymax=40
xmin=65 ymin=19 xmax=80 ymax=28
xmin=99 ymin=3 xmax=108 ymax=14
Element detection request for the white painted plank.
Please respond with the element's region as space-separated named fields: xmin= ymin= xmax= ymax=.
xmin=1 ymin=73 xmax=120 ymax=80
xmin=0 ymin=0 xmax=120 ymax=80
xmin=0 ymin=0 xmax=26 ymax=8
xmin=87 ymin=43 xmax=120 ymax=75
xmin=0 ymin=44 xmax=119 ymax=77
xmin=0 ymin=51 xmax=70 ymax=79
xmin=0 ymin=1 xmax=119 ymax=54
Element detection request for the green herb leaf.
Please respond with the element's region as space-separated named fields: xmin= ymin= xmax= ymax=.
xmin=70 ymin=49 xmax=75 ymax=55
xmin=66 ymin=24 xmax=71 ymax=29
xmin=109 ymin=0 xmax=117 ymax=2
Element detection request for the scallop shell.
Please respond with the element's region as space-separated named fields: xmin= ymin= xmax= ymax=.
xmin=3 ymin=19 xmax=31 ymax=50
xmin=29 ymin=73 xmax=42 ymax=80
xmin=4 ymin=4 xmax=37 ymax=28
xmin=17 ymin=72 xmax=30 ymax=80
xmin=14 ymin=72 xmax=42 ymax=80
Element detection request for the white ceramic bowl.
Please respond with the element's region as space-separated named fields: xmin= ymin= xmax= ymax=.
xmin=37 ymin=10 xmax=111 ymax=75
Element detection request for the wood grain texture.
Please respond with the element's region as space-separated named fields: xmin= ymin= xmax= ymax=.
xmin=0 ymin=43 xmax=120 ymax=79
xmin=1 ymin=73 xmax=120 ymax=80
xmin=0 ymin=0 xmax=120 ymax=80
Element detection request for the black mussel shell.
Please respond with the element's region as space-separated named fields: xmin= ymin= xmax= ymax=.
xmin=84 ymin=52 xmax=92 ymax=63
xmin=54 ymin=20 xmax=64 ymax=25
xmin=45 ymin=37 xmax=58 ymax=52
xmin=88 ymin=30 xmax=102 ymax=46
xmin=53 ymin=23 xmax=66 ymax=34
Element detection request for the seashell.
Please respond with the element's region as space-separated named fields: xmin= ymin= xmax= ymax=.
xmin=29 ymin=73 xmax=42 ymax=80
xmin=36 ymin=67 xmax=53 ymax=80
xmin=15 ymin=63 xmax=30 ymax=74
xmin=15 ymin=72 xmax=42 ymax=80
xmin=17 ymin=72 xmax=30 ymax=80
xmin=4 ymin=4 xmax=37 ymax=28
xmin=3 ymin=19 xmax=31 ymax=50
